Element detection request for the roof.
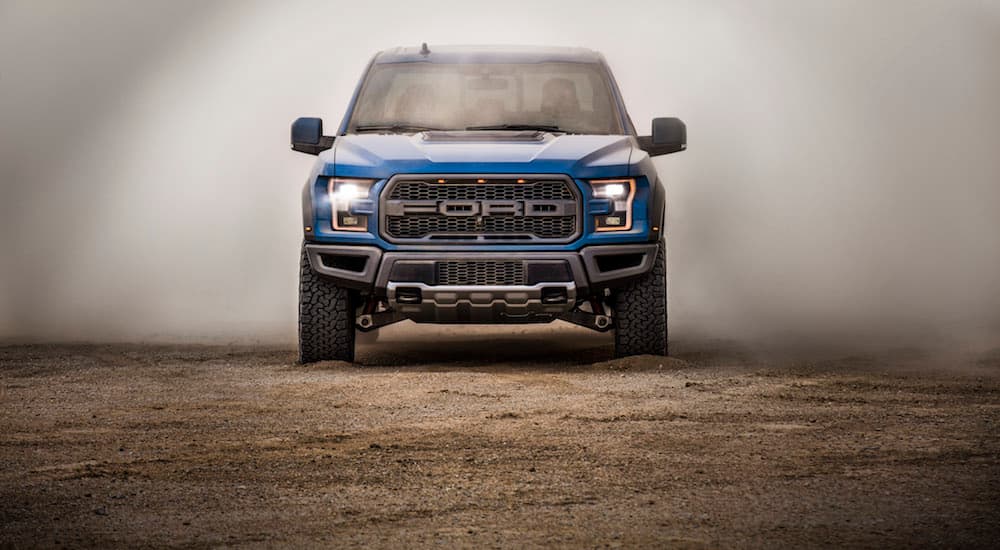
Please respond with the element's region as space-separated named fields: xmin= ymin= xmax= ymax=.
xmin=373 ymin=44 xmax=605 ymax=64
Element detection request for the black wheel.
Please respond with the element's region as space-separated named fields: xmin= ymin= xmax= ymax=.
xmin=298 ymin=245 xmax=356 ymax=363
xmin=611 ymin=240 xmax=667 ymax=357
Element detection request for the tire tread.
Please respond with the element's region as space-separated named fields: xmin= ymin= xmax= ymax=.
xmin=612 ymin=240 xmax=668 ymax=357
xmin=298 ymin=245 xmax=355 ymax=363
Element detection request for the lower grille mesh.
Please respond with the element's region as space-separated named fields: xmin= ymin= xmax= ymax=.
xmin=437 ymin=261 xmax=525 ymax=286
xmin=388 ymin=216 xmax=576 ymax=240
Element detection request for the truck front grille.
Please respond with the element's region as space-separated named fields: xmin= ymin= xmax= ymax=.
xmin=436 ymin=261 xmax=525 ymax=286
xmin=381 ymin=176 xmax=581 ymax=243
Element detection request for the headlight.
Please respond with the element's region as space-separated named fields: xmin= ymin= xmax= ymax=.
xmin=590 ymin=178 xmax=635 ymax=231
xmin=328 ymin=177 xmax=375 ymax=231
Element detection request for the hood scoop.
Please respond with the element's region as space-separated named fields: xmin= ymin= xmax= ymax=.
xmin=421 ymin=130 xmax=546 ymax=143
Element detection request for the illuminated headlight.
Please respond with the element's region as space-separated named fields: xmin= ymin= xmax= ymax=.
xmin=590 ymin=178 xmax=635 ymax=231
xmin=328 ymin=177 xmax=375 ymax=231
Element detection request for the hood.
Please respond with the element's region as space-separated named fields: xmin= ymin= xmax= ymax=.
xmin=320 ymin=131 xmax=636 ymax=180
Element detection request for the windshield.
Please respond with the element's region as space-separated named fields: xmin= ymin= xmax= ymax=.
xmin=347 ymin=62 xmax=624 ymax=135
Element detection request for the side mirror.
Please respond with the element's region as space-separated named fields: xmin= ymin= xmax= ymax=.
xmin=291 ymin=117 xmax=335 ymax=155
xmin=638 ymin=117 xmax=686 ymax=156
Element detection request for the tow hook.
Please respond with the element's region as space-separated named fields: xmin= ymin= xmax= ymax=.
xmin=558 ymin=310 xmax=614 ymax=332
xmin=356 ymin=310 xmax=406 ymax=331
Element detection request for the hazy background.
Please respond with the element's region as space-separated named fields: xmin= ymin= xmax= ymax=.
xmin=1 ymin=0 xmax=999 ymax=349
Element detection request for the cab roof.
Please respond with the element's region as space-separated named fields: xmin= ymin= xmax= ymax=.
xmin=373 ymin=45 xmax=605 ymax=64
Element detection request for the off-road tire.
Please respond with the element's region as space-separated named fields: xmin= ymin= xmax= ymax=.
xmin=298 ymin=245 xmax=356 ymax=363
xmin=611 ymin=240 xmax=667 ymax=357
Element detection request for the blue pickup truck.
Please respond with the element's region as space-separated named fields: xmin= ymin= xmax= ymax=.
xmin=292 ymin=45 xmax=686 ymax=363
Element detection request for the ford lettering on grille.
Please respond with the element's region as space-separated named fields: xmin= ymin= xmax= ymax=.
xmin=381 ymin=177 xmax=581 ymax=243
xmin=385 ymin=200 xmax=576 ymax=217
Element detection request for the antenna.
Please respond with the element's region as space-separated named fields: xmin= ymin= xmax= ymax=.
xmin=419 ymin=42 xmax=430 ymax=56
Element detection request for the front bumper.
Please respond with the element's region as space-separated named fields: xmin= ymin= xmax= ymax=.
xmin=303 ymin=243 xmax=659 ymax=323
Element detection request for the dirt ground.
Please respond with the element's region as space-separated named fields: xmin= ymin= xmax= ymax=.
xmin=2 ymin=324 xmax=999 ymax=548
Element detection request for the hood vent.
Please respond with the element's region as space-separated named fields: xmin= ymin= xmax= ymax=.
xmin=421 ymin=130 xmax=545 ymax=143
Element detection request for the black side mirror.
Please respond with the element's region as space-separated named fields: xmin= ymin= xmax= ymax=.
xmin=638 ymin=117 xmax=686 ymax=156
xmin=291 ymin=117 xmax=335 ymax=155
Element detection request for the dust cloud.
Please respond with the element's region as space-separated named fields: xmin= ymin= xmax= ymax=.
xmin=1 ymin=0 xmax=998 ymax=351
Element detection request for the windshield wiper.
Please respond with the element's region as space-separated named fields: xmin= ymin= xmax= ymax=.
xmin=465 ymin=124 xmax=568 ymax=133
xmin=354 ymin=124 xmax=444 ymax=133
